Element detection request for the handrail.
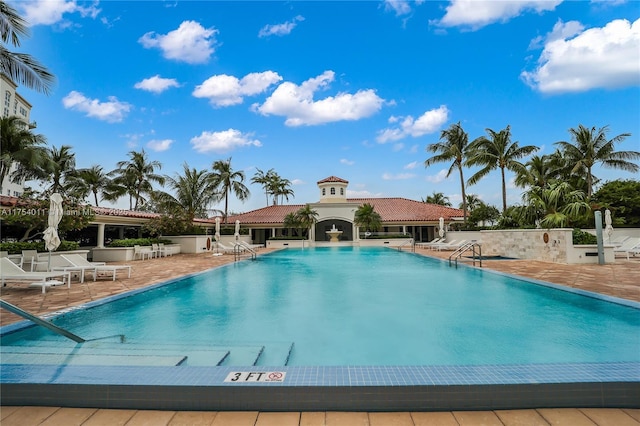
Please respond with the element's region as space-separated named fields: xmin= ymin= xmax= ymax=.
xmin=448 ymin=242 xmax=482 ymax=268
xmin=0 ymin=299 xmax=86 ymax=343
xmin=397 ymin=238 xmax=415 ymax=252
xmin=234 ymin=242 xmax=257 ymax=261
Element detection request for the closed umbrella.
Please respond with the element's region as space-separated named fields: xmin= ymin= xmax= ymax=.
xmin=43 ymin=193 xmax=63 ymax=271
xmin=438 ymin=217 xmax=445 ymax=239
xmin=605 ymin=209 xmax=613 ymax=243
xmin=234 ymin=220 xmax=240 ymax=241
xmin=213 ymin=217 xmax=222 ymax=256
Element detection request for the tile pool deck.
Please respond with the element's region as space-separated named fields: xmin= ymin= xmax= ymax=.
xmin=1 ymin=248 xmax=639 ymax=422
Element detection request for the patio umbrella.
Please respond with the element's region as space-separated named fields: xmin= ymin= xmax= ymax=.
xmin=234 ymin=220 xmax=240 ymax=240
xmin=605 ymin=209 xmax=613 ymax=243
xmin=43 ymin=193 xmax=63 ymax=271
xmin=438 ymin=217 xmax=445 ymax=239
xmin=213 ymin=217 xmax=222 ymax=255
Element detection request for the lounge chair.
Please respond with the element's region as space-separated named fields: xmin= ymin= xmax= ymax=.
xmin=415 ymin=238 xmax=443 ymax=249
xmin=434 ymin=240 xmax=469 ymax=251
xmin=49 ymin=255 xmax=99 ymax=283
xmin=429 ymin=239 xmax=459 ymax=250
xmin=215 ymin=242 xmax=242 ymax=254
xmin=1 ymin=257 xmax=71 ymax=293
xmin=613 ymin=237 xmax=640 ymax=260
xmin=62 ymin=254 xmax=132 ymax=281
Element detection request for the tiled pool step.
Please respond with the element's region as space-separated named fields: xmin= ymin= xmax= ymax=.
xmin=1 ymin=340 xmax=295 ymax=367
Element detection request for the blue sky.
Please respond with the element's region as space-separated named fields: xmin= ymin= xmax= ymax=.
xmin=12 ymin=0 xmax=640 ymax=213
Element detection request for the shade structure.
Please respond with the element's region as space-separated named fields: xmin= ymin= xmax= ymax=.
xmin=438 ymin=217 xmax=445 ymax=239
xmin=234 ymin=220 xmax=240 ymax=240
xmin=43 ymin=193 xmax=63 ymax=271
xmin=605 ymin=209 xmax=613 ymax=243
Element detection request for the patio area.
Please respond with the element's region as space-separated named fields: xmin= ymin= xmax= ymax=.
xmin=1 ymin=248 xmax=638 ymax=425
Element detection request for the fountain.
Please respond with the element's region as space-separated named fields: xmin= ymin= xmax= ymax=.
xmin=326 ymin=224 xmax=343 ymax=242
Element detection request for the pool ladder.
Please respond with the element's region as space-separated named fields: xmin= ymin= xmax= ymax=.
xmin=449 ymin=242 xmax=482 ymax=268
xmin=233 ymin=242 xmax=257 ymax=261
xmin=397 ymin=238 xmax=415 ymax=252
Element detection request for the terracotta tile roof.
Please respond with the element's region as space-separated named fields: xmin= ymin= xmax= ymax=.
xmin=228 ymin=204 xmax=305 ymax=224
xmin=227 ymin=198 xmax=463 ymax=224
xmin=92 ymin=206 xmax=160 ymax=219
xmin=317 ymin=176 xmax=349 ymax=184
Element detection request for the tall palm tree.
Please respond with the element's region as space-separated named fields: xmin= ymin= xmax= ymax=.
xmin=104 ymin=171 xmax=138 ymax=210
xmin=68 ymin=165 xmax=110 ymax=206
xmin=0 ymin=115 xmax=48 ymax=187
xmin=555 ymin=125 xmax=638 ymax=198
xmin=425 ymin=122 xmax=470 ymax=221
xmin=422 ymin=191 xmax=451 ymax=206
xmin=111 ymin=149 xmax=165 ymax=210
xmin=152 ymin=163 xmax=218 ymax=221
xmin=272 ymin=177 xmax=294 ymax=205
xmin=44 ymin=145 xmax=76 ymax=195
xmin=210 ymin=157 xmax=249 ymax=223
xmin=519 ymin=181 xmax=591 ymax=228
xmin=466 ymin=125 xmax=539 ymax=213
xmin=514 ymin=154 xmax=561 ymax=190
xmin=0 ymin=1 xmax=55 ymax=94
xmin=251 ymin=167 xmax=275 ymax=206
xmin=354 ymin=203 xmax=382 ymax=233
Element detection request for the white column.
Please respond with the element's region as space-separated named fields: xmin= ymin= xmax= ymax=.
xmin=96 ymin=223 xmax=105 ymax=248
xmin=354 ymin=225 xmax=360 ymax=241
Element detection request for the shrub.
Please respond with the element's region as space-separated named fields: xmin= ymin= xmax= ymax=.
xmin=0 ymin=240 xmax=80 ymax=254
xmin=107 ymin=238 xmax=172 ymax=248
xmin=572 ymin=229 xmax=597 ymax=245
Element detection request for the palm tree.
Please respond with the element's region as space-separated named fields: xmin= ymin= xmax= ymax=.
xmin=0 ymin=115 xmax=48 ymax=187
xmin=104 ymin=171 xmax=138 ymax=210
xmin=210 ymin=157 xmax=249 ymax=223
xmin=514 ymin=154 xmax=561 ymax=190
xmin=0 ymin=1 xmax=55 ymax=94
xmin=466 ymin=125 xmax=539 ymax=213
xmin=425 ymin=122 xmax=470 ymax=221
xmin=152 ymin=163 xmax=218 ymax=221
xmin=295 ymin=204 xmax=319 ymax=239
xmin=272 ymin=177 xmax=294 ymax=205
xmin=555 ymin=125 xmax=638 ymax=198
xmin=460 ymin=194 xmax=481 ymax=212
xmin=251 ymin=167 xmax=275 ymax=206
xmin=422 ymin=191 xmax=451 ymax=206
xmin=68 ymin=165 xmax=110 ymax=206
xmin=354 ymin=203 xmax=382 ymax=234
xmin=43 ymin=145 xmax=76 ymax=195
xmin=111 ymin=149 xmax=165 ymax=210
xmin=519 ymin=181 xmax=591 ymax=228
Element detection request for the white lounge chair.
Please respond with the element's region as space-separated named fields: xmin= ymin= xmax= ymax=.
xmin=62 ymin=254 xmax=132 ymax=281
xmin=613 ymin=237 xmax=640 ymax=260
xmin=0 ymin=257 xmax=71 ymax=293
xmin=215 ymin=242 xmax=242 ymax=254
xmin=429 ymin=239 xmax=459 ymax=250
xmin=49 ymin=255 xmax=99 ymax=283
xmin=415 ymin=238 xmax=443 ymax=249
xmin=434 ymin=240 xmax=469 ymax=251
xmin=22 ymin=250 xmax=48 ymax=271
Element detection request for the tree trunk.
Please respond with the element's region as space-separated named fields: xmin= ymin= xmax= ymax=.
xmin=458 ymin=164 xmax=467 ymax=221
xmin=501 ymin=167 xmax=507 ymax=213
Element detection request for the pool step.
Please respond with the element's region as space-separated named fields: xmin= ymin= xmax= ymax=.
xmin=1 ymin=340 xmax=295 ymax=367
xmin=1 ymin=351 xmax=188 ymax=366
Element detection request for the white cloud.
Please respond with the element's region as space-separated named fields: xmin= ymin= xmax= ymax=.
xmin=426 ymin=169 xmax=449 ymax=183
xmin=528 ymin=19 xmax=584 ymax=49
xmin=258 ymin=15 xmax=304 ymax=37
xmin=134 ymin=75 xmax=180 ymax=94
xmin=193 ymin=71 xmax=282 ymax=107
xmin=404 ymin=161 xmax=419 ymax=170
xmin=253 ymin=71 xmax=384 ymax=126
xmin=291 ymin=179 xmax=305 ymax=185
xmin=383 ymin=0 xmax=413 ymax=16
xmin=191 ymin=129 xmax=262 ymax=153
xmin=62 ymin=91 xmax=131 ymax=123
xmin=139 ymin=21 xmax=218 ymax=64
xmin=522 ymin=18 xmax=640 ymax=93
xmin=376 ymin=106 xmax=449 ymax=143
xmin=382 ymin=172 xmax=416 ymax=180
xmin=347 ymin=189 xmax=384 ymax=198
xmin=19 ymin=0 xmax=100 ymax=26
xmin=340 ymin=158 xmax=355 ymax=166
xmin=436 ymin=0 xmax=561 ymax=30
xmin=147 ymin=139 xmax=173 ymax=152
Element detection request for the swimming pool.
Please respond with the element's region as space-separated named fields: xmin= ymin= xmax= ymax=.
xmin=2 ymin=247 xmax=639 ymax=411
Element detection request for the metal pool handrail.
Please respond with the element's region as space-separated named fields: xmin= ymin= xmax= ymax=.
xmin=449 ymin=242 xmax=482 ymax=268
xmin=0 ymin=299 xmax=86 ymax=343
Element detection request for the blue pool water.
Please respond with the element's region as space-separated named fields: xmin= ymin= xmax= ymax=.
xmin=2 ymin=247 xmax=639 ymax=366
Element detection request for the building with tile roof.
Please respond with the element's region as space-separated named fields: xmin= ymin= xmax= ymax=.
xmin=229 ymin=176 xmax=464 ymax=244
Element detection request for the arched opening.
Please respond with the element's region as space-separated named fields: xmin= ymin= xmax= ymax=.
xmin=315 ymin=219 xmax=353 ymax=242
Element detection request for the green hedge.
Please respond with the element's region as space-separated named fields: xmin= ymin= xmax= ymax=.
xmin=107 ymin=238 xmax=173 ymax=248
xmin=572 ymin=229 xmax=597 ymax=245
xmin=0 ymin=241 xmax=80 ymax=254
